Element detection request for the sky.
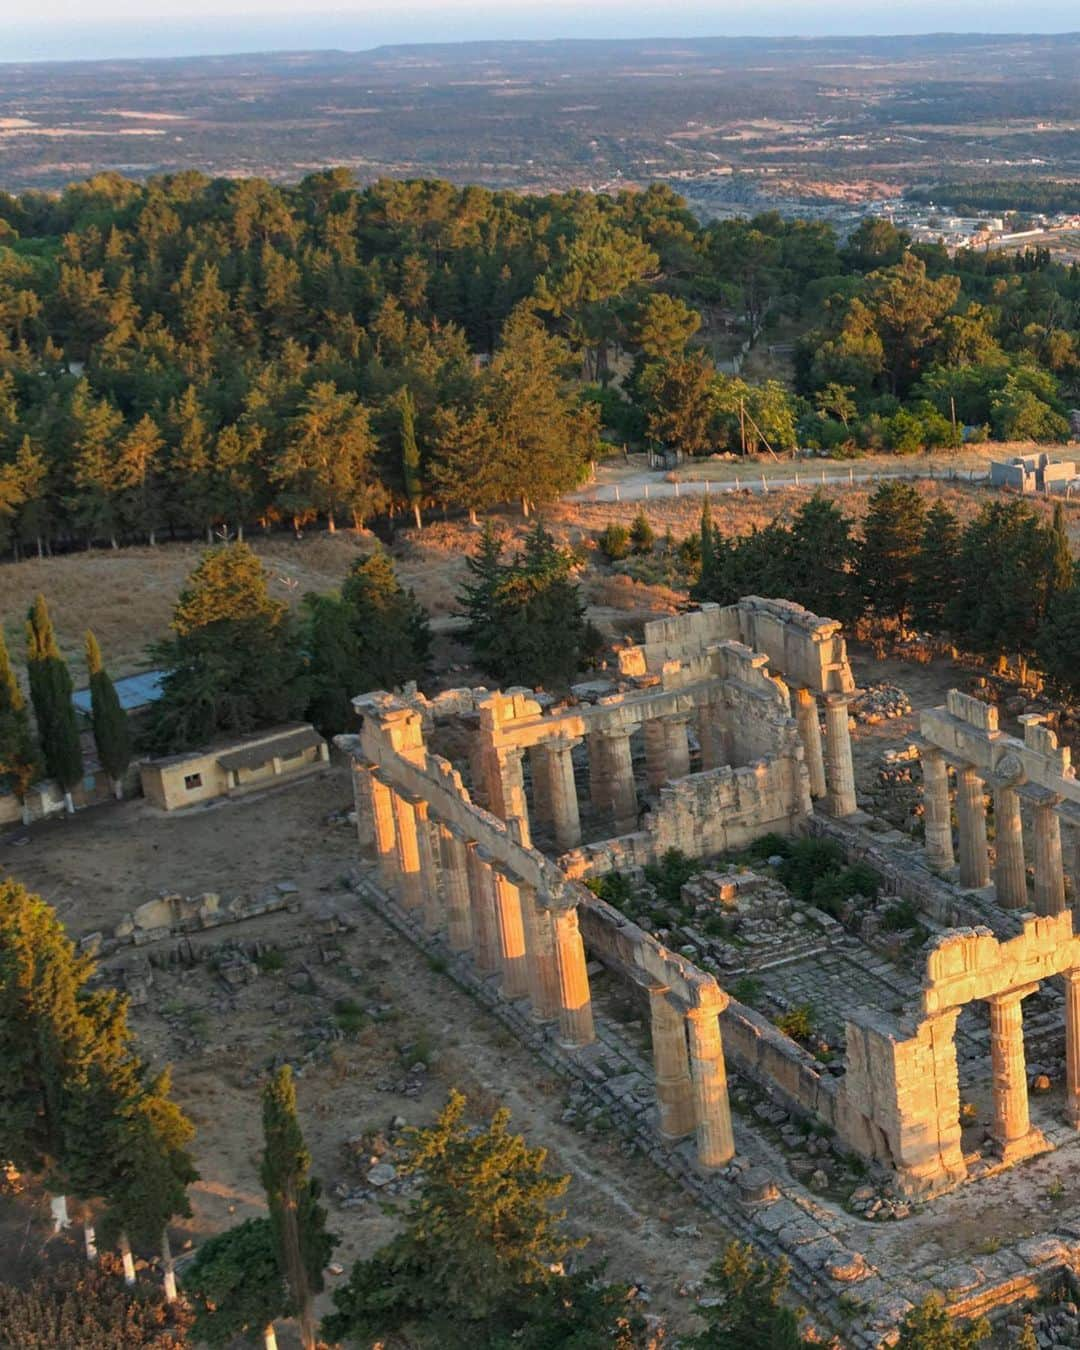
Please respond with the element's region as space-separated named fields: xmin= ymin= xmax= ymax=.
xmin=2 ymin=0 xmax=1079 ymax=63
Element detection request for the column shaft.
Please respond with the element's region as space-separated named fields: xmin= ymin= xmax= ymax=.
xmin=491 ymin=871 xmax=529 ymax=1000
xmin=546 ymin=742 xmax=582 ymax=852
xmin=663 ymin=717 xmax=691 ymax=781
xmin=955 ymin=766 xmax=990 ymax=890
xmin=687 ymin=1007 xmax=735 ymax=1168
xmin=521 ymin=891 xmax=561 ymax=1021
xmin=650 ymin=991 xmax=696 ymax=1138
xmin=988 ymin=991 xmax=1034 ymax=1161
xmin=465 ymin=845 xmax=500 ymax=974
xmin=1032 ymin=800 xmax=1066 ymax=916
xmin=795 ymin=688 xmax=827 ymax=800
xmin=605 ymin=730 xmax=638 ymax=835
xmin=486 ymin=748 xmax=531 ymax=847
xmin=920 ymin=749 xmax=954 ymax=871
xmin=1065 ymin=971 xmax=1080 ymax=1129
xmin=552 ymin=909 xmax=595 ymax=1047
xmin=392 ymin=793 xmax=424 ymax=911
xmin=439 ymin=828 xmax=473 ymax=953
xmin=414 ymin=803 xmax=443 ymax=934
xmin=350 ymin=760 xmax=375 ymax=848
xmin=644 ymin=718 xmax=669 ymax=789
xmin=823 ymin=696 xmax=857 ymax=818
xmin=696 ymin=702 xmax=724 ymax=771
xmin=993 ymin=786 xmax=1027 ymax=910
xmin=369 ymin=775 xmax=399 ymax=889
xmin=529 ymin=745 xmax=553 ymax=825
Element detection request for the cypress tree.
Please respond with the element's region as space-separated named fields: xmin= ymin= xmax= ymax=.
xmin=398 ymin=386 xmax=423 ymax=529
xmin=26 ymin=595 xmax=82 ymax=813
xmin=85 ymin=630 xmax=131 ymax=799
xmin=260 ymin=1066 xmax=335 ymax=1350
xmin=0 ymin=627 xmax=37 ymax=812
xmin=1045 ymin=501 xmax=1073 ymax=604
xmin=692 ymin=499 xmax=718 ymax=601
xmin=911 ymin=502 xmax=961 ymax=633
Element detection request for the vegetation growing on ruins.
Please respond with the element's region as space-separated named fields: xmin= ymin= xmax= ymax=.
xmin=687 ymin=1240 xmax=813 ymax=1348
xmin=324 ymin=1088 xmax=646 ymax=1348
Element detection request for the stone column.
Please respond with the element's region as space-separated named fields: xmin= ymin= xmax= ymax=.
xmin=491 ymin=870 xmax=529 ymax=1000
xmin=545 ymin=738 xmax=582 ymax=852
xmin=686 ymin=1006 xmax=735 ymax=1168
xmin=465 ymin=843 xmax=499 ymax=974
xmin=1032 ymin=798 xmax=1066 ymax=916
xmin=486 ymin=747 xmax=531 ymax=847
xmin=392 ymin=792 xmax=424 ymax=912
xmin=644 ymin=718 xmax=669 ymax=789
xmin=993 ymin=786 xmax=1027 ymax=910
xmin=696 ymin=701 xmax=724 ymax=771
xmin=988 ymin=987 xmax=1044 ymax=1163
xmin=414 ymin=801 xmax=443 ymax=934
xmin=589 ymin=728 xmax=638 ymax=835
xmin=795 ymin=688 xmax=827 ymax=800
xmin=920 ymin=748 xmax=954 ymax=871
xmin=1065 ymin=970 xmax=1080 ymax=1129
xmin=350 ymin=760 xmax=376 ymax=848
xmin=955 ymin=765 xmax=991 ymax=890
xmin=823 ymin=695 xmax=857 ymax=818
xmin=552 ymin=908 xmax=595 ymax=1047
xmin=663 ymin=716 xmax=691 ymax=781
xmin=438 ymin=827 xmax=473 ymax=953
xmin=369 ymin=774 xmax=399 ymax=889
xmin=649 ymin=990 xmax=695 ymax=1139
xmin=529 ymin=745 xmax=553 ymax=826
xmin=521 ymin=888 xmax=561 ymax=1021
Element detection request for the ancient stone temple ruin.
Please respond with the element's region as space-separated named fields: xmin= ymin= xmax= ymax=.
xmin=339 ymin=597 xmax=1080 ymax=1344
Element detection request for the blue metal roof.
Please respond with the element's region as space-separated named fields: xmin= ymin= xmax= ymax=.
xmin=72 ymin=669 xmax=166 ymax=715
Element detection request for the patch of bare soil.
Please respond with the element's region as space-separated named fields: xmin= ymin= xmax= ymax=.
xmin=0 ymin=771 xmax=726 ymax=1339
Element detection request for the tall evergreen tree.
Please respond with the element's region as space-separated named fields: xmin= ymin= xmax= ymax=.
xmin=911 ymin=502 xmax=961 ymax=633
xmin=340 ymin=551 xmax=431 ymax=685
xmin=260 ymin=1066 xmax=335 ymax=1350
xmin=857 ymin=480 xmax=926 ymax=624
xmin=85 ymin=630 xmax=131 ymax=798
xmin=186 ymin=1217 xmax=288 ymax=1349
xmin=26 ymin=594 xmax=82 ymax=812
xmin=1046 ymin=501 xmax=1073 ymax=604
xmin=785 ymin=493 xmax=855 ymax=621
xmin=687 ymin=1242 xmax=812 ymax=1350
xmin=1037 ymin=571 xmax=1080 ymax=697
xmin=0 ymin=627 xmax=37 ymax=810
xmin=398 ymin=385 xmax=423 ymax=529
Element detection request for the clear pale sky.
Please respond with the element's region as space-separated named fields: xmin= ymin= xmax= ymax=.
xmin=2 ymin=1 xmax=1079 ymax=63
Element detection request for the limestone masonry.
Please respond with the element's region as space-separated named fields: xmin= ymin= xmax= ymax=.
xmin=339 ymin=598 xmax=1080 ymax=1345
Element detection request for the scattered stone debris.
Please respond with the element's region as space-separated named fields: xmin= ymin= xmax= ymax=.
xmin=852 ymin=683 xmax=912 ymax=724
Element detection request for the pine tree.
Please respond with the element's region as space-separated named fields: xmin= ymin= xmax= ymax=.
xmin=398 ymin=386 xmax=423 ymax=528
xmin=460 ymin=521 xmax=506 ymax=655
xmin=687 ymin=1241 xmax=811 ymax=1349
xmin=857 ymin=480 xmax=926 ymax=624
xmin=260 ymin=1066 xmax=335 ymax=1350
xmin=116 ymin=413 xmax=165 ymax=545
xmin=629 ymin=510 xmax=655 ymax=555
xmin=340 ymin=550 xmax=431 ymax=689
xmin=896 ymin=1295 xmax=988 ymax=1349
xmin=0 ymin=627 xmax=37 ymax=810
xmin=26 ymin=595 xmax=82 ymax=812
xmin=147 ymin=545 xmax=309 ymax=752
xmin=186 ymin=1218 xmax=288 ymax=1349
xmin=785 ymin=493 xmax=855 ymax=621
xmin=1037 ymin=574 xmax=1080 ymax=697
xmin=85 ymin=630 xmax=131 ymax=798
xmin=911 ymin=502 xmax=961 ymax=633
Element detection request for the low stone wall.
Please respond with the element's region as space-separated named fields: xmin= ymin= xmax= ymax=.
xmin=721 ymin=998 xmax=841 ymax=1128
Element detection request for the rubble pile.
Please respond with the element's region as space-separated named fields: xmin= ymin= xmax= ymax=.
xmin=852 ymin=683 xmax=913 ymax=725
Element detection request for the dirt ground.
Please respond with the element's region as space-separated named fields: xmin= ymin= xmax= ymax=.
xmin=0 ymin=770 xmax=728 ymax=1342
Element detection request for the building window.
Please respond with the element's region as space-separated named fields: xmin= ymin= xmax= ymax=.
xmin=184 ymin=773 xmax=202 ymax=790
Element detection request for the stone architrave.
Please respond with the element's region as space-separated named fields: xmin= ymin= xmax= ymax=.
xmin=795 ymin=687 xmax=827 ymax=800
xmin=993 ymin=786 xmax=1027 ymax=910
xmin=392 ymin=792 xmax=424 ymax=912
xmin=551 ymin=908 xmax=595 ymax=1047
xmin=491 ymin=870 xmax=529 ymax=1000
xmin=955 ymin=765 xmax=990 ymax=890
xmin=823 ymin=695 xmax=857 ymax=818
xmin=1032 ymin=797 xmax=1067 ymax=916
xmin=438 ymin=826 xmax=473 ymax=953
xmin=686 ymin=1006 xmax=735 ymax=1168
xmin=920 ymin=747 xmax=954 ymax=871
xmin=987 ymin=986 xmax=1046 ymax=1163
xmin=649 ymin=990 xmax=695 ymax=1138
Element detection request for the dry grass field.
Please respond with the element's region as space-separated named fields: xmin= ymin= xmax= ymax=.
xmin=2 ymin=474 xmax=1077 ymax=687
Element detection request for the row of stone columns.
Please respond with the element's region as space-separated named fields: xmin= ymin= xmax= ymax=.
xmin=649 ymin=989 xmax=736 ymax=1168
xmin=921 ymin=748 xmax=1068 ymax=914
xmin=794 ymin=688 xmax=857 ymax=818
xmin=361 ymin=765 xmax=595 ymax=1048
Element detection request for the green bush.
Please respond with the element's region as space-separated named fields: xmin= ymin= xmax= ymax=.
xmin=776 ymin=1004 xmax=815 ymax=1042
xmin=777 ymin=838 xmax=880 ymax=918
xmin=629 ymin=510 xmax=656 ymax=555
xmin=598 ymin=523 xmax=630 ymax=561
xmin=585 ymin=871 xmax=636 ymax=908
xmin=644 ymin=848 xmax=701 ymax=906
